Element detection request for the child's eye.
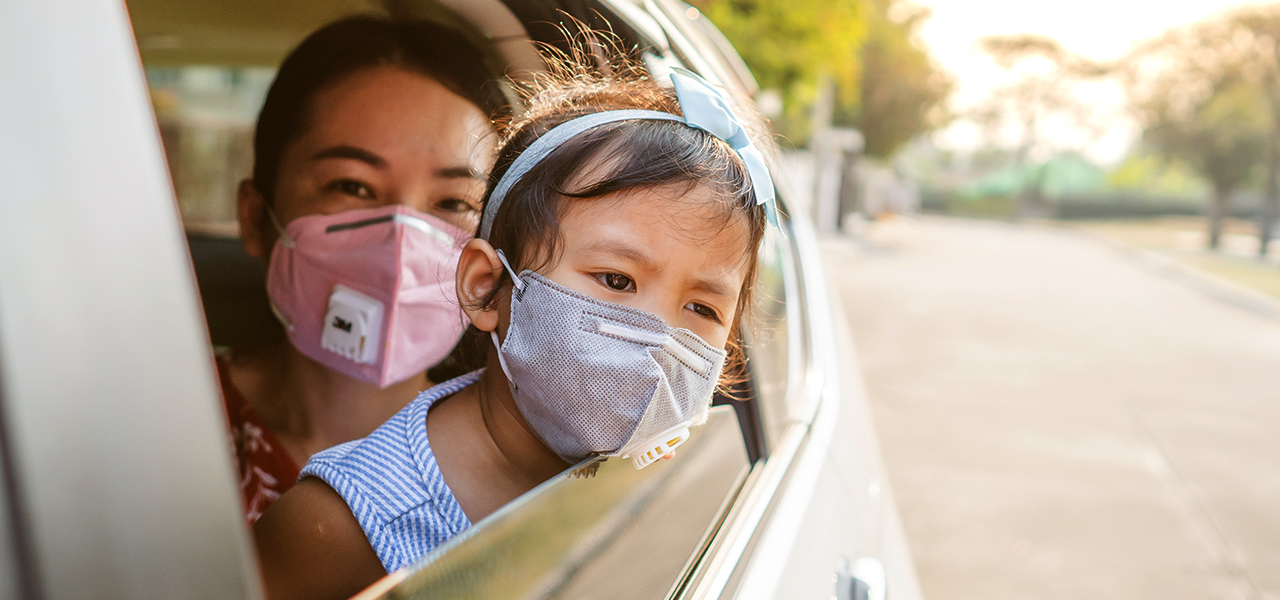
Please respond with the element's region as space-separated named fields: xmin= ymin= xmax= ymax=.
xmin=686 ymin=302 xmax=721 ymax=323
xmin=596 ymin=273 xmax=635 ymax=292
xmin=331 ymin=179 xmax=375 ymax=200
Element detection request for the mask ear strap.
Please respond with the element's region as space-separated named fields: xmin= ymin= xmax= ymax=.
xmin=495 ymin=249 xmax=524 ymax=292
xmin=489 ymin=331 xmax=517 ymax=386
xmin=265 ymin=206 xmax=295 ymax=248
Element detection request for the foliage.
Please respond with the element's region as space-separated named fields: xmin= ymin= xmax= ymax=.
xmin=1104 ymin=152 xmax=1208 ymax=199
xmin=969 ymin=34 xmax=1107 ymax=215
xmin=691 ymin=0 xmax=865 ymax=143
xmin=1121 ymin=15 xmax=1271 ymax=248
xmin=836 ymin=0 xmax=952 ymax=158
xmin=970 ymin=35 xmax=1105 ymax=159
xmin=1227 ymin=4 xmax=1280 ymax=255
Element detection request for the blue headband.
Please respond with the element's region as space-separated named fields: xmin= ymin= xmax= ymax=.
xmin=478 ymin=68 xmax=779 ymax=240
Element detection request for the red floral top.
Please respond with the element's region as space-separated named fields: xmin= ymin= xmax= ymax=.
xmin=217 ymin=356 xmax=300 ymax=525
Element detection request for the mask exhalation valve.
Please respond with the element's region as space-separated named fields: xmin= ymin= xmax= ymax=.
xmin=622 ymin=422 xmax=692 ymax=470
xmin=321 ymin=285 xmax=383 ymax=364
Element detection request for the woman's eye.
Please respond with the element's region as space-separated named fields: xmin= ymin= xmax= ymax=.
xmin=686 ymin=302 xmax=721 ymax=322
xmin=435 ymin=198 xmax=479 ymax=214
xmin=598 ymin=273 xmax=635 ymax=292
xmin=333 ymin=179 xmax=374 ymax=199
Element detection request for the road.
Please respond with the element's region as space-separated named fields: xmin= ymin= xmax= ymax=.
xmin=823 ymin=217 xmax=1280 ymax=600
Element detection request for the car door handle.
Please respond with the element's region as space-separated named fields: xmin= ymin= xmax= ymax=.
xmin=836 ymin=556 xmax=886 ymax=600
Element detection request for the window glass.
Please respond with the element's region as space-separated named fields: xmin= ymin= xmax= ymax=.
xmin=147 ymin=66 xmax=275 ymax=236
xmin=375 ymin=407 xmax=750 ymax=600
xmin=745 ymin=219 xmax=794 ymax=445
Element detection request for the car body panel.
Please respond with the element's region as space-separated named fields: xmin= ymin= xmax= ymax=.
xmin=0 ymin=1 xmax=263 ymax=598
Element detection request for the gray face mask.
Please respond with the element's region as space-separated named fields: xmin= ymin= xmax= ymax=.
xmin=489 ymin=253 xmax=727 ymax=469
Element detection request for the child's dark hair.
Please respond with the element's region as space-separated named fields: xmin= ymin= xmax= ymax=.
xmin=477 ymin=50 xmax=773 ymax=375
xmin=251 ymin=16 xmax=510 ymax=203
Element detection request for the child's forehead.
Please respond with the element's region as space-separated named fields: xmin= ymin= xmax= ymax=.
xmin=560 ymin=186 xmax=754 ymax=266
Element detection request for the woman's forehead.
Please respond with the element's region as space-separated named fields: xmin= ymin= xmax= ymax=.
xmin=303 ymin=67 xmax=492 ymax=152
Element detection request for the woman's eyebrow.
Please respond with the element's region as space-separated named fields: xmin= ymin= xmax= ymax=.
xmin=436 ymin=166 xmax=484 ymax=180
xmin=311 ymin=145 xmax=387 ymax=168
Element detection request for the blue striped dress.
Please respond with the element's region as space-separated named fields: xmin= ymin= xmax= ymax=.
xmin=299 ymin=370 xmax=481 ymax=573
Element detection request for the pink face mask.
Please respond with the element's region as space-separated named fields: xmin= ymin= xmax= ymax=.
xmin=266 ymin=205 xmax=471 ymax=388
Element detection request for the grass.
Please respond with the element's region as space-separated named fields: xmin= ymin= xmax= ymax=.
xmin=1074 ymin=217 xmax=1280 ymax=302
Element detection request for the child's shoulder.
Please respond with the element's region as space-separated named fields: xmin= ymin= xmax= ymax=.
xmin=304 ymin=369 xmax=485 ymax=477
xmin=297 ymin=369 xmax=483 ymax=572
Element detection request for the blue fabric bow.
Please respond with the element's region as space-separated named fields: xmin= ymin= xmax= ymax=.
xmin=670 ymin=68 xmax=779 ymax=227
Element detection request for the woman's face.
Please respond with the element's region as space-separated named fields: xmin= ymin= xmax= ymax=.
xmin=268 ymin=66 xmax=495 ymax=231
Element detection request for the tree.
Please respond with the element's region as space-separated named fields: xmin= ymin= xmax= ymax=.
xmin=1229 ymin=5 xmax=1280 ymax=256
xmin=691 ymin=0 xmax=865 ymax=142
xmin=969 ymin=35 xmax=1106 ymax=217
xmin=1123 ymin=20 xmax=1270 ymax=249
xmin=837 ymin=0 xmax=951 ymax=159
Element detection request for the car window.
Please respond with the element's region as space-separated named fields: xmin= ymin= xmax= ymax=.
xmin=147 ymin=66 xmax=273 ymax=236
xmin=744 ymin=213 xmax=802 ymax=447
xmin=364 ymin=407 xmax=750 ymax=600
xmin=129 ymin=0 xmax=517 ymax=238
xmin=132 ymin=0 xmax=387 ymax=238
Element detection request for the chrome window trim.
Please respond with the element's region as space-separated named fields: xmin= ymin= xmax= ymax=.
xmin=643 ymin=0 xmax=724 ymax=85
xmin=649 ymin=0 xmax=758 ymax=96
xmin=599 ymin=0 xmax=671 ymax=54
xmin=779 ymin=213 xmax=811 ymax=427
xmin=786 ymin=211 xmax=833 ymax=426
xmin=685 ymin=421 xmax=809 ymax=600
xmin=730 ymin=371 xmax=842 ymax=599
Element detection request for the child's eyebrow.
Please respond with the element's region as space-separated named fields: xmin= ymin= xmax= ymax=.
xmin=581 ymin=239 xmax=660 ymax=271
xmin=582 ymin=240 xmax=736 ymax=301
xmin=688 ymin=277 xmax=735 ymax=301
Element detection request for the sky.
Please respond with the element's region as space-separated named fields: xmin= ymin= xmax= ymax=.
xmin=912 ymin=0 xmax=1264 ymax=164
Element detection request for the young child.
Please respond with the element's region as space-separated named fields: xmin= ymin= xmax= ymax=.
xmin=252 ymin=54 xmax=779 ymax=600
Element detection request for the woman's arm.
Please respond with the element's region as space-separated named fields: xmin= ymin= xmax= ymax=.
xmin=253 ymin=477 xmax=387 ymax=600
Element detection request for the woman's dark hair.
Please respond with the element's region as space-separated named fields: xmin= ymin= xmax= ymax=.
xmin=473 ymin=48 xmax=773 ymax=378
xmin=251 ymin=16 xmax=510 ymax=202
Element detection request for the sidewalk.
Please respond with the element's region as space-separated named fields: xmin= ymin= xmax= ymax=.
xmin=824 ymin=216 xmax=1280 ymax=600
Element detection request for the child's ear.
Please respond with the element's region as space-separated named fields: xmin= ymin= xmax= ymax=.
xmin=456 ymin=238 xmax=504 ymax=333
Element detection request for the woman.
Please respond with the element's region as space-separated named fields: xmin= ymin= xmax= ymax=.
xmin=222 ymin=16 xmax=508 ymax=523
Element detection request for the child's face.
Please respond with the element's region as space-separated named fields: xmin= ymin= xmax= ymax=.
xmin=540 ymin=184 xmax=751 ymax=348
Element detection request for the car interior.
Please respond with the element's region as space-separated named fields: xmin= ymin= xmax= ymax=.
xmin=125 ymin=0 xmax=808 ymax=595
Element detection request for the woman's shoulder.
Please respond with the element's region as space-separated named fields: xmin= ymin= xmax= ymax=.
xmin=216 ymin=352 xmax=301 ymax=523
